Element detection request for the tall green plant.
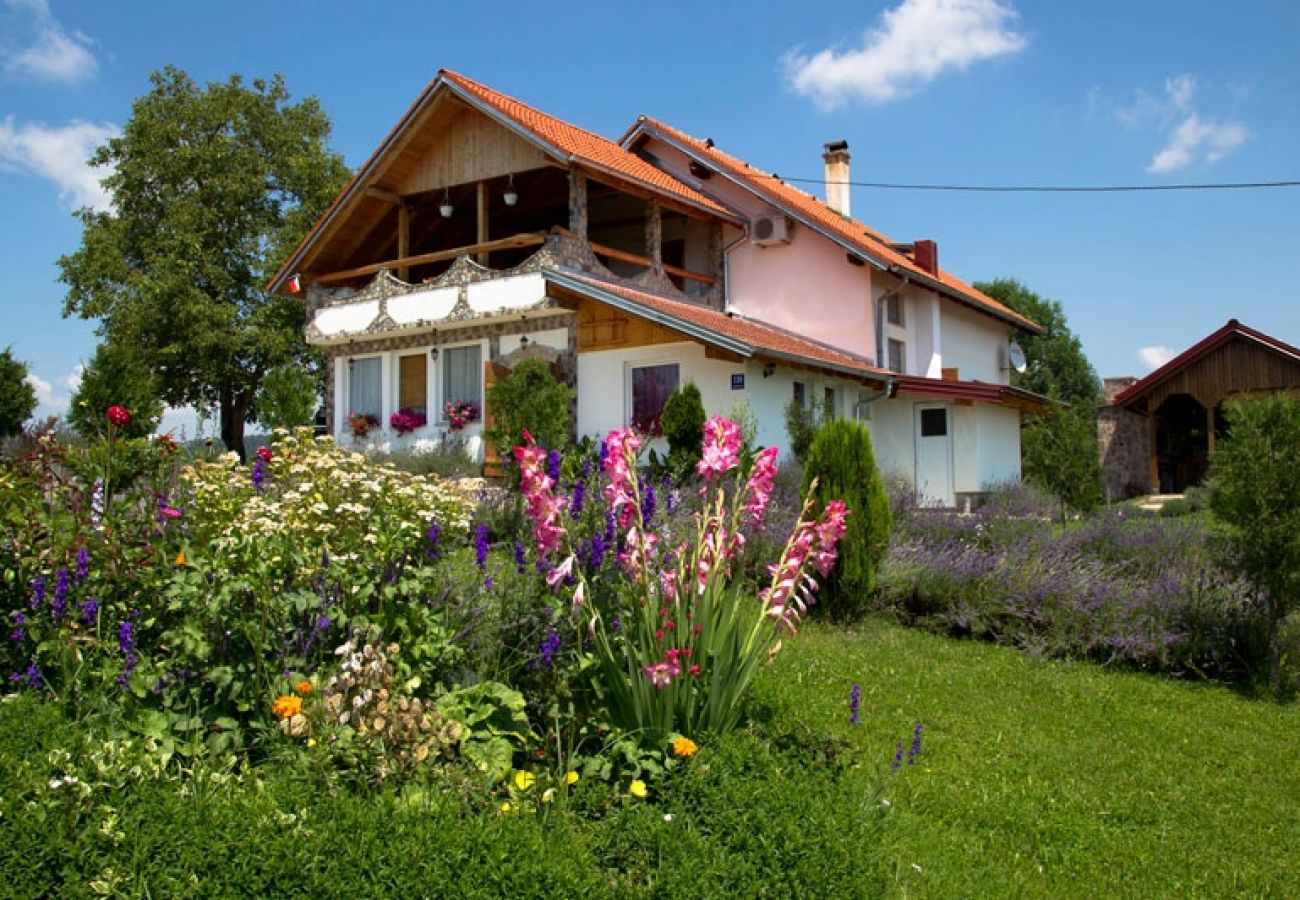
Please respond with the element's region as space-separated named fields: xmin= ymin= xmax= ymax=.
xmin=1208 ymin=394 xmax=1300 ymax=691
xmin=485 ymin=358 xmax=574 ymax=457
xmin=1022 ymin=397 xmax=1103 ymax=517
xmin=801 ymin=419 xmax=891 ymax=620
xmin=652 ymin=382 xmax=705 ymax=477
xmin=0 ymin=346 xmax=38 ymax=437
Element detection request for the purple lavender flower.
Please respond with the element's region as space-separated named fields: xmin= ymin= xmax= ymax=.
xmin=90 ymin=478 xmax=104 ymax=531
xmin=51 ymin=569 xmax=69 ymax=620
xmin=663 ymin=474 xmax=677 ymax=512
xmin=474 ymin=524 xmax=489 ymax=572
xmin=117 ymin=617 xmax=139 ymax=688
xmin=251 ymin=457 xmax=267 ymax=490
xmin=581 ymin=456 xmax=593 ymax=480
xmin=29 ymin=575 xmax=45 ymax=610
xmin=908 ymin=723 xmax=923 ymax=764
xmin=513 ymin=540 xmax=527 ymax=574
xmin=640 ymin=483 xmax=656 ymax=524
xmin=531 ymin=629 xmax=561 ymax=671
xmin=9 ymin=613 xmax=26 ymax=643
xmin=74 ymin=547 xmax=89 ymax=584
xmin=891 ymin=742 xmax=905 ymax=773
xmin=570 ymin=480 xmax=586 ymax=520
xmin=426 ymin=521 xmax=442 ymax=561
xmin=80 ymin=598 xmax=99 ymax=626
xmin=848 ymin=683 xmax=862 ymax=725
xmin=546 ymin=449 xmax=561 ymax=483
xmin=484 ymin=576 xmax=495 ymax=590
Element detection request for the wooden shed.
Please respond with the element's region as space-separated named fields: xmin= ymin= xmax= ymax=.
xmin=1099 ymin=320 xmax=1300 ymax=496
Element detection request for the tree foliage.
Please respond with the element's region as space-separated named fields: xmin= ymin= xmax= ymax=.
xmin=256 ymin=363 xmax=320 ymax=431
xmin=1208 ymin=394 xmax=1300 ymax=692
xmin=976 ymin=278 xmax=1102 ymax=510
xmin=801 ymin=418 xmax=892 ymax=621
xmin=0 ymin=347 xmax=38 ymax=437
xmin=68 ymin=340 xmax=164 ymax=439
xmin=484 ymin=357 xmax=574 ymax=457
xmin=58 ymin=66 xmax=350 ymax=459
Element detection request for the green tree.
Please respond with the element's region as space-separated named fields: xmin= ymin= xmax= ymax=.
xmin=976 ymin=278 xmax=1102 ymax=511
xmin=58 ymin=66 xmax=350 ymax=459
xmin=653 ymin=382 xmax=705 ymax=478
xmin=68 ymin=340 xmax=164 ymax=439
xmin=801 ymin=418 xmax=892 ymax=621
xmin=256 ymin=363 xmax=320 ymax=431
xmin=0 ymin=347 xmax=38 ymax=437
xmin=1208 ymin=394 xmax=1300 ymax=692
xmin=484 ymin=358 xmax=574 ymax=457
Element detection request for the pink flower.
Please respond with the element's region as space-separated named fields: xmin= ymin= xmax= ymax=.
xmin=696 ymin=416 xmax=742 ymax=479
xmin=742 ymin=446 xmax=779 ymax=527
xmin=601 ymin=429 xmax=642 ymax=528
xmin=545 ymin=554 xmax=575 ymax=590
xmin=642 ymin=660 xmax=681 ymax=689
xmin=513 ymin=435 xmax=569 ymax=556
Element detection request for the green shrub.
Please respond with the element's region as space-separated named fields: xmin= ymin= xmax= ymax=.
xmin=1209 ymin=394 xmax=1300 ymax=692
xmin=485 ymin=358 xmax=574 ymax=457
xmin=801 ymin=419 xmax=892 ymax=620
xmin=651 ymin=382 xmax=705 ymax=477
xmin=783 ymin=394 xmax=821 ymax=464
xmin=255 ymin=362 xmax=320 ymax=430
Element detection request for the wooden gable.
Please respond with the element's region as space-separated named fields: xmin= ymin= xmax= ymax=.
xmin=394 ymin=104 xmax=549 ymax=197
xmin=1142 ymin=334 xmax=1300 ymax=411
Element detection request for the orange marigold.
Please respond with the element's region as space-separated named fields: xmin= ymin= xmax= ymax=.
xmin=672 ymin=736 xmax=698 ymax=758
xmin=175 ymin=551 xmax=186 ymax=566
xmin=272 ymin=695 xmax=302 ymax=719
xmin=294 ymin=680 xmax=312 ymax=696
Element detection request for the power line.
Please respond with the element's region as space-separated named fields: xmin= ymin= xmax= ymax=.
xmin=759 ymin=174 xmax=1300 ymax=193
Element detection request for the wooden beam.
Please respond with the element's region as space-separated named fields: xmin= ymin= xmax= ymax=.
xmin=1206 ymin=405 xmax=1216 ymax=455
xmin=365 ymin=185 xmax=401 ymax=204
xmin=554 ymin=228 xmax=716 ymax=285
xmin=476 ymin=182 xmax=489 ymax=264
xmin=1148 ymin=412 xmax=1159 ymax=494
xmin=397 ymin=203 xmax=410 ymax=281
xmin=314 ymin=232 xmax=547 ymax=284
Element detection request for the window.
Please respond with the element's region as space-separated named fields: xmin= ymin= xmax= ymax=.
xmin=920 ymin=408 xmax=947 ymax=437
xmin=347 ymin=357 xmax=381 ymax=420
xmin=886 ymin=294 xmax=904 ymax=326
xmin=823 ymin=387 xmax=837 ymax=419
xmin=630 ymin=363 xmax=679 ymax=435
xmin=792 ymin=381 xmax=806 ymax=408
xmin=398 ymin=353 xmax=427 ymax=414
xmin=443 ymin=344 xmax=482 ymax=413
xmin=887 ymin=339 xmax=906 ymax=374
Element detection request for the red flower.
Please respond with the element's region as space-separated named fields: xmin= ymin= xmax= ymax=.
xmin=256 ymin=446 xmax=274 ymax=462
xmin=106 ymin=405 xmax=131 ymax=428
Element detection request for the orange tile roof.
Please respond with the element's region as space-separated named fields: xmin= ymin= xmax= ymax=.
xmin=442 ymin=71 xmax=732 ymax=219
xmin=545 ymin=268 xmax=892 ymax=383
xmin=627 ymin=117 xmax=1042 ymax=334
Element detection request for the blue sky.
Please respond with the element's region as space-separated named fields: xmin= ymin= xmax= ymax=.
xmin=2 ymin=0 xmax=1297 ymax=431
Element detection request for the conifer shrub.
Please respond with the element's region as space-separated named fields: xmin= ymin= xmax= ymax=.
xmin=652 ymin=382 xmax=705 ymax=478
xmin=801 ymin=418 xmax=892 ymax=620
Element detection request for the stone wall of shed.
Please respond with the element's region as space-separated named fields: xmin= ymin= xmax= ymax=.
xmin=1098 ymin=377 xmax=1150 ymax=500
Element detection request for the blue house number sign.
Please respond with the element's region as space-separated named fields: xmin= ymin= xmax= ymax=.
xmin=731 ymin=373 xmax=745 ymax=390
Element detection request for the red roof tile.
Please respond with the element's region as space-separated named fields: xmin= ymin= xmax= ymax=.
xmin=627 ymin=118 xmax=1042 ymax=334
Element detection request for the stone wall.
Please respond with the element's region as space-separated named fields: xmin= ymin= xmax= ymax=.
xmin=1098 ymin=377 xmax=1150 ymax=500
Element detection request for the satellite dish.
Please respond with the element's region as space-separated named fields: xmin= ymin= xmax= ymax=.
xmin=1007 ymin=342 xmax=1028 ymax=374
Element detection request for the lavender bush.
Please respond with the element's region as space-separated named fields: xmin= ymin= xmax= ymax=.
xmin=876 ymin=487 xmax=1268 ymax=681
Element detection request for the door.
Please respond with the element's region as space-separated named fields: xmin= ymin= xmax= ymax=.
xmin=914 ymin=404 xmax=954 ymax=507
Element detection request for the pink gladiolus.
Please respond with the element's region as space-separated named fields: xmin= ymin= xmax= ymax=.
xmin=571 ymin=579 xmax=586 ymax=611
xmin=514 ymin=435 xmax=568 ymax=556
xmin=601 ymin=428 xmax=641 ymax=528
xmin=546 ymin=554 xmax=575 ymax=590
xmin=643 ymin=660 xmax=681 ymax=689
xmin=696 ymin=416 xmax=742 ymax=479
xmin=742 ymin=446 xmax=779 ymax=527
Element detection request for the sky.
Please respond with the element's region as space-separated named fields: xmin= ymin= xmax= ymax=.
xmin=2 ymin=0 xmax=1298 ymax=432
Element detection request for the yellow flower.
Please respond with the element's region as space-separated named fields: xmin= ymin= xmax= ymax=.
xmin=563 ymin=770 xmax=580 ymax=786
xmin=513 ymin=770 xmax=536 ymax=791
xmin=629 ymin=779 xmax=648 ymax=798
xmin=672 ymin=737 xmax=698 ymax=759
xmin=499 ymin=801 xmax=517 ymax=814
xmin=271 ymin=695 xmax=302 ymax=719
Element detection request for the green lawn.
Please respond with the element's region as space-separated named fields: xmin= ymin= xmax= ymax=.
xmin=4 ymin=619 xmax=1296 ymax=898
xmin=767 ymin=621 xmax=1300 ymax=897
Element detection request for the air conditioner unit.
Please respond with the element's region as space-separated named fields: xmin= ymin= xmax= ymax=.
xmin=751 ymin=214 xmax=792 ymax=246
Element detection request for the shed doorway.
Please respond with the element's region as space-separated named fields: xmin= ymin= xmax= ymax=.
xmin=1154 ymin=393 xmax=1216 ymax=493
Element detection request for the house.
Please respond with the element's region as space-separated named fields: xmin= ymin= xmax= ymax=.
xmin=269 ymin=70 xmax=1044 ymax=506
xmin=1100 ymin=319 xmax=1300 ymax=497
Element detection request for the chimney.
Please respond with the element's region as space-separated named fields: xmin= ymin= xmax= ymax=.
xmin=822 ymin=140 xmax=851 ymax=217
xmin=913 ymin=239 xmax=938 ymax=275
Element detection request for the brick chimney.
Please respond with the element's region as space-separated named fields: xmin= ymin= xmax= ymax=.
xmin=913 ymin=239 xmax=938 ymax=275
xmin=822 ymin=140 xmax=851 ymax=217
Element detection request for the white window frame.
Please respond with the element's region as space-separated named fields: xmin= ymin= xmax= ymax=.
xmin=439 ymin=340 xmax=486 ymax=425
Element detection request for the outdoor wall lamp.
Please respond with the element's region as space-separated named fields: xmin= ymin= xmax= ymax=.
xmin=762 ymin=363 xmax=776 ymax=378
xmin=518 ymin=333 xmax=530 ymax=349
xmin=429 ymin=347 xmax=440 ymax=361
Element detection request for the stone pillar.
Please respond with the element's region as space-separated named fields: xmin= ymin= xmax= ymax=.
xmin=646 ymin=200 xmax=663 ymax=273
xmin=568 ymin=171 xmax=587 ymax=239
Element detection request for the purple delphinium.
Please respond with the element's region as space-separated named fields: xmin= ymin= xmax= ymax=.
xmin=597 ymin=439 xmax=608 ymax=471
xmin=426 ymin=521 xmax=442 ymax=561
xmin=74 ymin=547 xmax=89 ymax=584
xmin=90 ymin=478 xmax=105 ymax=531
xmin=80 ymin=598 xmax=99 ymax=626
xmin=891 ymin=742 xmax=905 ymax=773
xmin=117 ymin=616 xmax=139 ymax=688
xmin=663 ymin=474 xmax=677 ymax=512
xmin=546 ymin=449 xmax=561 ymax=483
xmin=474 ymin=524 xmax=490 ymax=572
xmin=513 ymin=540 xmax=527 ymax=574
xmin=611 ymin=614 xmax=622 ymax=634
xmin=51 ymin=569 xmax=70 ymax=620
xmin=640 ymin=482 xmax=656 ymax=525
xmin=848 ymin=683 xmax=862 ymax=725
xmin=908 ymin=723 xmax=923 ymax=764
xmin=251 ymin=457 xmax=267 ymax=490
xmin=581 ymin=456 xmax=592 ymax=480
xmin=588 ymin=534 xmax=607 ymax=571
xmin=603 ymin=509 xmax=617 ymax=544
xmin=29 ymin=575 xmax=46 ymax=610
xmin=9 ymin=613 xmax=26 ymax=643
xmin=484 ymin=576 xmax=495 ymax=590
xmin=570 ymin=480 xmax=586 ymax=520
xmin=531 ymin=629 xmax=561 ymax=671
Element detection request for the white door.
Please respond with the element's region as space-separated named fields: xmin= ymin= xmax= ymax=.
xmin=914 ymin=404 xmax=954 ymax=507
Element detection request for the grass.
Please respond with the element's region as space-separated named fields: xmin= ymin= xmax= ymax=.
xmin=3 ymin=619 xmax=1297 ymax=898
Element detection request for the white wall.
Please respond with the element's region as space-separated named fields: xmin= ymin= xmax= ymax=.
xmin=940 ymin=302 xmax=1008 ymax=384
xmin=976 ymin=404 xmax=1023 ymax=488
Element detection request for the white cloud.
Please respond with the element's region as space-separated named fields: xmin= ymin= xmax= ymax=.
xmin=24 ymin=369 xmax=70 ymax=419
xmin=785 ymin=0 xmax=1027 ymax=109
xmin=1146 ymin=114 xmax=1249 ymax=174
xmin=2 ymin=0 xmax=98 ymax=83
xmin=1138 ymin=346 xmax=1176 ymax=372
xmin=1111 ymin=74 xmax=1249 ymax=174
xmin=63 ymin=362 xmax=83 ymax=394
xmin=0 ymin=116 xmax=117 ymax=210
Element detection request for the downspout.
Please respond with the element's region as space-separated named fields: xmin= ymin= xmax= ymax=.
xmin=853 ymin=376 xmax=897 ymax=418
xmin=875 ymin=274 xmax=910 ymax=369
